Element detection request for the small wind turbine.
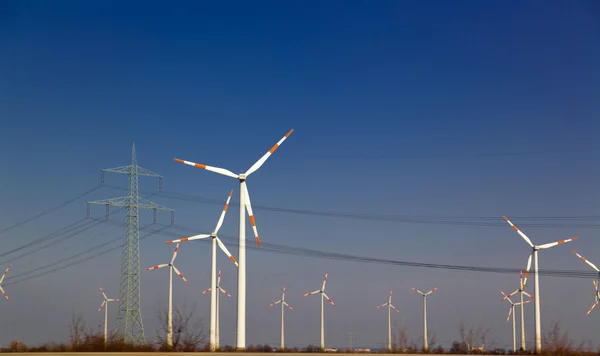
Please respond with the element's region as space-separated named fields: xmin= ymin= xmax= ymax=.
xmin=202 ymin=269 xmax=233 ymax=349
xmin=411 ymin=287 xmax=438 ymax=352
xmin=503 ymin=216 xmax=577 ymax=353
xmin=145 ymin=243 xmax=188 ymax=349
xmin=500 ymin=268 xmax=534 ymax=351
xmin=270 ymin=286 xmax=294 ymax=350
xmin=571 ymin=250 xmax=600 ymax=315
xmin=303 ymin=271 xmax=336 ymax=351
xmin=501 ymin=290 xmax=531 ymax=353
xmin=377 ymin=288 xmax=399 ymax=351
xmin=0 ymin=265 xmax=11 ymax=301
xmin=173 ymin=129 xmax=294 ymax=349
xmin=166 ymin=190 xmax=238 ymax=351
xmin=97 ymin=287 xmax=119 ymax=346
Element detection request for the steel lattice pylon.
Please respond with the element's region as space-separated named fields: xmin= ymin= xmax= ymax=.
xmin=88 ymin=142 xmax=174 ymax=345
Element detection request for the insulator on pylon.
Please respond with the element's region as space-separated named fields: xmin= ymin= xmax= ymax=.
xmin=101 ymin=170 xmax=104 ymax=184
xmin=159 ymin=177 xmax=163 ymax=192
xmin=153 ymin=209 xmax=157 ymax=224
xmin=105 ymin=204 xmax=109 ymax=220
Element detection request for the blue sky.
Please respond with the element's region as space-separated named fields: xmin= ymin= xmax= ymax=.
xmin=0 ymin=0 xmax=599 ymax=350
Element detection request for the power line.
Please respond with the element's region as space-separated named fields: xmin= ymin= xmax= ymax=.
xmin=104 ymin=185 xmax=600 ymax=229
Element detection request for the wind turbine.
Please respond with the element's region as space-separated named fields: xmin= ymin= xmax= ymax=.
xmin=571 ymin=250 xmax=600 ymax=315
xmin=411 ymin=287 xmax=438 ymax=352
xmin=202 ymin=269 xmax=233 ymax=349
xmin=377 ymin=288 xmax=399 ymax=351
xmin=145 ymin=243 xmax=188 ymax=349
xmin=166 ymin=190 xmax=238 ymax=351
xmin=503 ymin=216 xmax=577 ymax=353
xmin=173 ymin=129 xmax=293 ymax=349
xmin=97 ymin=287 xmax=119 ymax=346
xmin=303 ymin=271 xmax=336 ymax=351
xmin=270 ymin=286 xmax=294 ymax=350
xmin=0 ymin=265 xmax=10 ymax=301
xmin=500 ymin=268 xmax=534 ymax=351
xmin=500 ymin=290 xmax=531 ymax=353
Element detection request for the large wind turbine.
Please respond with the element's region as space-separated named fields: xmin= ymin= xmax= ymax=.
xmin=377 ymin=288 xmax=399 ymax=351
xmin=0 ymin=265 xmax=10 ymax=301
xmin=270 ymin=286 xmax=294 ymax=350
xmin=202 ymin=269 xmax=233 ymax=349
xmin=97 ymin=287 xmax=119 ymax=346
xmin=166 ymin=190 xmax=238 ymax=351
xmin=303 ymin=271 xmax=336 ymax=351
xmin=145 ymin=243 xmax=188 ymax=349
xmin=571 ymin=250 xmax=600 ymax=315
xmin=503 ymin=216 xmax=577 ymax=353
xmin=500 ymin=268 xmax=534 ymax=351
xmin=500 ymin=290 xmax=531 ymax=353
xmin=173 ymin=129 xmax=294 ymax=349
xmin=411 ymin=287 xmax=438 ymax=352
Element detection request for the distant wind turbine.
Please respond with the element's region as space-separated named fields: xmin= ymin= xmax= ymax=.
xmin=571 ymin=250 xmax=600 ymax=315
xmin=202 ymin=268 xmax=233 ymax=349
xmin=166 ymin=190 xmax=238 ymax=351
xmin=411 ymin=287 xmax=438 ymax=352
xmin=500 ymin=268 xmax=534 ymax=351
xmin=303 ymin=271 xmax=336 ymax=351
xmin=97 ymin=287 xmax=119 ymax=346
xmin=503 ymin=216 xmax=577 ymax=353
xmin=501 ymin=290 xmax=531 ymax=353
xmin=270 ymin=286 xmax=294 ymax=350
xmin=377 ymin=288 xmax=399 ymax=351
xmin=145 ymin=243 xmax=188 ymax=349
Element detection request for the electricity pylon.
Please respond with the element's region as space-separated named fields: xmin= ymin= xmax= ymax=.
xmin=87 ymin=142 xmax=174 ymax=345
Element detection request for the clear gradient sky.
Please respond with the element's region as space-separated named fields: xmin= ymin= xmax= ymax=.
xmin=1 ymin=0 xmax=599 ymax=350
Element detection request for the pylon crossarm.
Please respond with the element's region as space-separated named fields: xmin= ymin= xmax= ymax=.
xmin=88 ymin=197 xmax=131 ymax=207
xmin=137 ymin=197 xmax=174 ymax=212
xmin=103 ymin=165 xmax=134 ymax=174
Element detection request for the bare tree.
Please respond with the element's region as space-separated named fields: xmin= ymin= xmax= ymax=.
xmin=69 ymin=312 xmax=86 ymax=351
xmin=155 ymin=301 xmax=206 ymax=351
xmin=428 ymin=331 xmax=438 ymax=350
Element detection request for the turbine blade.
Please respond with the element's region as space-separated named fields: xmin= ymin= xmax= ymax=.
xmin=522 ymin=291 xmax=534 ymax=300
xmin=572 ymin=250 xmax=600 ymax=272
xmin=0 ymin=285 xmax=8 ymax=301
xmin=172 ymin=265 xmax=188 ymax=283
xmin=216 ymin=237 xmax=238 ymax=266
xmin=219 ymin=286 xmax=232 ymax=298
xmin=146 ymin=264 xmax=169 ymax=270
xmin=0 ymin=265 xmax=10 ymax=284
xmin=519 ymin=268 xmax=523 ymax=290
xmin=425 ymin=287 xmax=439 ymax=296
xmin=303 ymin=290 xmax=320 ymax=297
xmin=586 ymin=301 xmax=598 ymax=316
xmin=171 ymin=243 xmax=180 ymax=264
xmin=500 ymin=290 xmax=514 ymax=304
xmin=270 ymin=300 xmax=282 ymax=307
xmin=243 ymin=184 xmax=261 ymax=247
xmin=201 ymin=288 xmax=211 ymax=295
xmin=523 ymin=254 xmax=532 ymax=288
xmin=538 ymin=237 xmax=577 ymax=249
xmin=390 ymin=304 xmax=400 ymax=312
xmin=214 ymin=190 xmax=234 ymax=234
xmin=217 ymin=269 xmax=222 ymax=286
xmin=173 ymin=158 xmax=239 ymax=179
xmin=284 ymin=301 xmax=294 ymax=310
xmin=506 ymin=307 xmax=512 ymax=323
xmin=98 ymin=300 xmax=106 ymax=312
xmin=99 ymin=287 xmax=108 ymax=300
xmin=108 ymin=298 xmax=119 ymax=302
xmin=245 ymin=129 xmax=294 ymax=176
xmin=322 ymin=271 xmax=329 ymax=291
xmin=503 ymin=216 xmax=534 ymax=247
xmin=166 ymin=234 xmax=211 ymax=244
xmin=322 ymin=293 xmax=336 ymax=306
xmin=412 ymin=288 xmax=424 ymax=295
xmin=377 ymin=302 xmax=388 ymax=309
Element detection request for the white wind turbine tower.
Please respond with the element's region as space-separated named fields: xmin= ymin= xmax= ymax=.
xmin=303 ymin=271 xmax=336 ymax=351
xmin=173 ymin=129 xmax=294 ymax=349
xmin=270 ymin=286 xmax=294 ymax=350
xmin=166 ymin=190 xmax=238 ymax=351
xmin=411 ymin=286 xmax=438 ymax=352
xmin=571 ymin=250 xmax=600 ymax=315
xmin=503 ymin=216 xmax=577 ymax=353
xmin=377 ymin=288 xmax=399 ymax=351
xmin=145 ymin=243 xmax=189 ymax=349
xmin=0 ymin=265 xmax=10 ymax=301
xmin=201 ymin=269 xmax=234 ymax=349
xmin=97 ymin=287 xmax=119 ymax=346
xmin=500 ymin=290 xmax=531 ymax=353
xmin=500 ymin=268 xmax=534 ymax=351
